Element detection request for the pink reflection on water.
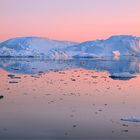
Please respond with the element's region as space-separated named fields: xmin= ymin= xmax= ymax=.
xmin=0 ymin=68 xmax=140 ymax=138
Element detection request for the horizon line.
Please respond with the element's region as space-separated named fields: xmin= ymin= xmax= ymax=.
xmin=0 ymin=34 xmax=139 ymax=43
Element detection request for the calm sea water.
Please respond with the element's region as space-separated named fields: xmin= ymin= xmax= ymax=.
xmin=0 ymin=57 xmax=140 ymax=139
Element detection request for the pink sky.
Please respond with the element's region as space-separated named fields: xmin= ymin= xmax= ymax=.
xmin=0 ymin=0 xmax=140 ymax=42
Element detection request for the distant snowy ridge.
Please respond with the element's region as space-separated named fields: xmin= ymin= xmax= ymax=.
xmin=0 ymin=37 xmax=78 ymax=59
xmin=0 ymin=35 xmax=140 ymax=59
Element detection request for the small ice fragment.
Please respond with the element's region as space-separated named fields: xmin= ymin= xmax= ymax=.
xmin=8 ymin=74 xmax=15 ymax=78
xmin=71 ymin=78 xmax=76 ymax=81
xmin=9 ymin=81 xmax=18 ymax=84
xmin=91 ymin=76 xmax=98 ymax=78
xmin=112 ymin=50 xmax=120 ymax=56
xmin=121 ymin=118 xmax=140 ymax=123
xmin=0 ymin=95 xmax=4 ymax=99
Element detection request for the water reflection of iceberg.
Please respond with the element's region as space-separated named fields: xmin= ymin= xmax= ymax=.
xmin=0 ymin=57 xmax=140 ymax=76
xmin=0 ymin=58 xmax=77 ymax=74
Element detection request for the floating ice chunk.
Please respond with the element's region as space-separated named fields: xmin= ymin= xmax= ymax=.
xmin=121 ymin=118 xmax=140 ymax=123
xmin=112 ymin=50 xmax=120 ymax=56
xmin=109 ymin=72 xmax=136 ymax=80
xmin=0 ymin=95 xmax=4 ymax=99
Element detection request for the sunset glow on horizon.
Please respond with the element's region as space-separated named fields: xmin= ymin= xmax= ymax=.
xmin=0 ymin=0 xmax=140 ymax=42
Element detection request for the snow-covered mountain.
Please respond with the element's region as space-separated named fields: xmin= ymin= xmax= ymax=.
xmin=0 ymin=35 xmax=140 ymax=59
xmin=64 ymin=35 xmax=140 ymax=58
xmin=0 ymin=37 xmax=78 ymax=59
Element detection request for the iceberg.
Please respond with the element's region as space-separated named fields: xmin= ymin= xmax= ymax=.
xmin=109 ymin=72 xmax=136 ymax=80
xmin=0 ymin=35 xmax=140 ymax=59
xmin=0 ymin=37 xmax=78 ymax=58
xmin=64 ymin=35 xmax=140 ymax=58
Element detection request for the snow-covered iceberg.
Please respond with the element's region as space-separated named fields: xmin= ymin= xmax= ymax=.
xmin=0 ymin=37 xmax=78 ymax=58
xmin=64 ymin=35 xmax=140 ymax=58
xmin=0 ymin=35 xmax=140 ymax=59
